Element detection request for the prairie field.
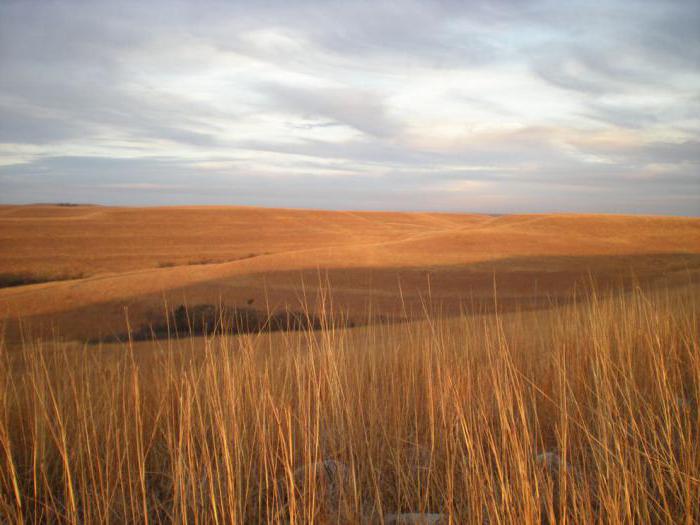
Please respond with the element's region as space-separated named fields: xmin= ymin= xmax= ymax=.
xmin=1 ymin=205 xmax=699 ymax=343
xmin=0 ymin=205 xmax=699 ymax=523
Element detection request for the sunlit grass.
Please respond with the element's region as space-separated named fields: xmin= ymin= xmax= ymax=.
xmin=0 ymin=283 xmax=698 ymax=523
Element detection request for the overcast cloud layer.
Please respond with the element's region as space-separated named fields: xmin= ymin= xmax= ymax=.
xmin=0 ymin=0 xmax=698 ymax=214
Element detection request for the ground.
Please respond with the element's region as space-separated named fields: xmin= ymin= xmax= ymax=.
xmin=1 ymin=204 xmax=699 ymax=342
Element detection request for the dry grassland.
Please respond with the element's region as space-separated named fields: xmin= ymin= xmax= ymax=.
xmin=1 ymin=205 xmax=698 ymax=343
xmin=0 ymin=283 xmax=698 ymax=523
xmin=0 ymin=205 xmax=698 ymax=523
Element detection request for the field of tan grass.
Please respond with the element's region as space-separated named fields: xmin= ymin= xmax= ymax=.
xmin=1 ymin=205 xmax=698 ymax=343
xmin=0 ymin=281 xmax=698 ymax=523
xmin=0 ymin=205 xmax=699 ymax=523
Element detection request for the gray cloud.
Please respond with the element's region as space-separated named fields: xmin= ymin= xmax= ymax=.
xmin=260 ymin=84 xmax=401 ymax=139
xmin=0 ymin=0 xmax=698 ymax=215
xmin=0 ymin=104 xmax=84 ymax=144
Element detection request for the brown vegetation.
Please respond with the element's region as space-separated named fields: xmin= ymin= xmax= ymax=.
xmin=0 ymin=205 xmax=698 ymax=343
xmin=0 ymin=283 xmax=698 ymax=523
xmin=0 ymin=205 xmax=698 ymax=523
xmin=0 ymin=272 xmax=84 ymax=289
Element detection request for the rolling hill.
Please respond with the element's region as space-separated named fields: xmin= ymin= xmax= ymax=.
xmin=1 ymin=205 xmax=699 ymax=342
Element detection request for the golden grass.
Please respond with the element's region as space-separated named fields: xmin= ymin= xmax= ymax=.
xmin=2 ymin=206 xmax=699 ymax=345
xmin=0 ymin=283 xmax=698 ymax=524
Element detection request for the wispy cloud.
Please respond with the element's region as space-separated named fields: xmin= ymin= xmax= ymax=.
xmin=0 ymin=0 xmax=698 ymax=214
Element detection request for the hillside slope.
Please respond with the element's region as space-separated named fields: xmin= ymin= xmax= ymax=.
xmin=1 ymin=205 xmax=699 ymax=342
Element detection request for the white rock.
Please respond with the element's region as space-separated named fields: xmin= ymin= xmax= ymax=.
xmin=384 ymin=512 xmax=446 ymax=524
xmin=535 ymin=451 xmax=567 ymax=473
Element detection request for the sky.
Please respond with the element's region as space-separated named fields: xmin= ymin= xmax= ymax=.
xmin=0 ymin=0 xmax=698 ymax=215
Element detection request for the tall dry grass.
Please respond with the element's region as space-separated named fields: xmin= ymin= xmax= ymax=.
xmin=0 ymin=283 xmax=698 ymax=524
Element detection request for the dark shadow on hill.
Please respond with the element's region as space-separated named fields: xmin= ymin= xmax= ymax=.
xmin=0 ymin=272 xmax=86 ymax=289
xmin=108 ymin=304 xmax=333 ymax=343
xmin=2 ymin=251 xmax=699 ymax=345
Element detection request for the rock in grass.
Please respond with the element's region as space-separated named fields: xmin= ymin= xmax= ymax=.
xmin=535 ymin=451 xmax=582 ymax=525
xmin=384 ymin=513 xmax=446 ymax=524
xmin=535 ymin=451 xmax=568 ymax=474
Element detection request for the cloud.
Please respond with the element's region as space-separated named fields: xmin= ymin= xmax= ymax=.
xmin=2 ymin=152 xmax=697 ymax=215
xmin=0 ymin=104 xmax=85 ymax=144
xmin=0 ymin=0 xmax=698 ymax=215
xmin=260 ymin=83 xmax=401 ymax=139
